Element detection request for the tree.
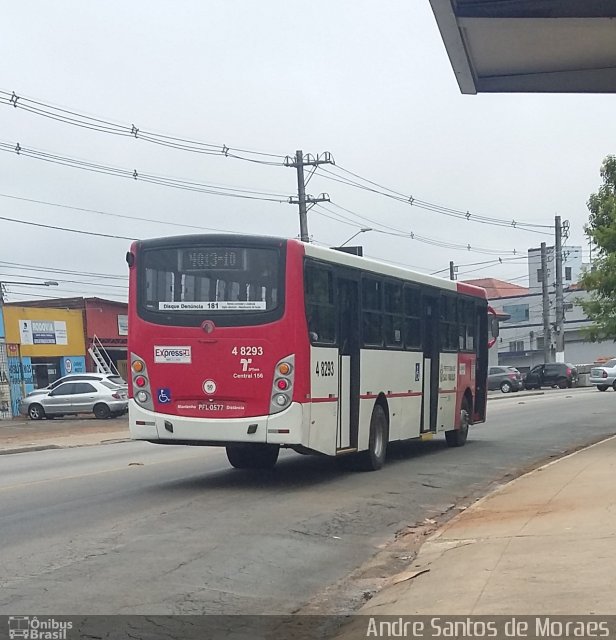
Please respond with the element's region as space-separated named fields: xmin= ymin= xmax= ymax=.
xmin=580 ymin=156 xmax=616 ymax=340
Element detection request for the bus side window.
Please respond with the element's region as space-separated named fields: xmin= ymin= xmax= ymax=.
xmin=440 ymin=296 xmax=458 ymax=351
xmin=403 ymin=285 xmax=421 ymax=349
xmin=384 ymin=281 xmax=403 ymax=348
xmin=362 ymin=277 xmax=383 ymax=346
xmin=305 ymin=263 xmax=336 ymax=344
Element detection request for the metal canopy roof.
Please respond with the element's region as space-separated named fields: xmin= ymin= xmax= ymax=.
xmin=429 ymin=1 xmax=616 ymax=93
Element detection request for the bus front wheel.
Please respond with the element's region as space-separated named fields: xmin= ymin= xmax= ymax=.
xmin=226 ymin=443 xmax=280 ymax=469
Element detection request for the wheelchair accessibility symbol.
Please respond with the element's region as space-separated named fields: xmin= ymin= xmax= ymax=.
xmin=158 ymin=388 xmax=172 ymax=404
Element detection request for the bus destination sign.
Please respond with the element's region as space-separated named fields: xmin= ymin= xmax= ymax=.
xmin=180 ymin=248 xmax=245 ymax=272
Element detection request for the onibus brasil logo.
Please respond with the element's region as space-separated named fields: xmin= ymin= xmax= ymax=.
xmin=8 ymin=616 xmax=73 ymax=640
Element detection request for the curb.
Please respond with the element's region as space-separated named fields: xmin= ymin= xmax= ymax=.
xmin=0 ymin=444 xmax=62 ymax=455
xmin=488 ymin=391 xmax=544 ymax=401
xmin=0 ymin=437 xmax=131 ymax=456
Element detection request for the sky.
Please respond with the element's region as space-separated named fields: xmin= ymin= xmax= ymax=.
xmin=1 ymin=0 xmax=614 ymax=304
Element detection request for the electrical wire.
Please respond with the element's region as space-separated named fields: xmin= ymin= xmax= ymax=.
xmin=0 ymin=192 xmax=254 ymax=234
xmin=316 ymin=165 xmax=554 ymax=234
xmin=314 ymin=203 xmax=521 ymax=256
xmin=0 ymin=259 xmax=127 ymax=281
xmin=0 ymin=141 xmax=291 ymax=203
xmin=0 ymin=89 xmax=286 ymax=165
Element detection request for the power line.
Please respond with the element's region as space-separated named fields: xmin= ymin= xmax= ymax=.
xmin=0 ymin=213 xmax=136 ymax=240
xmin=0 ymin=89 xmax=286 ymax=165
xmin=5 ymin=287 xmax=127 ymax=300
xmin=315 ymin=164 xmax=554 ymax=234
xmin=0 ymin=141 xmax=291 ymax=203
xmin=0 ymin=259 xmax=127 ymax=281
xmin=0 ymin=192 xmax=254 ymax=234
xmin=314 ymin=203 xmax=521 ymax=256
xmin=431 ymin=255 xmax=528 ymax=276
xmin=0 ymin=272 xmax=127 ymax=290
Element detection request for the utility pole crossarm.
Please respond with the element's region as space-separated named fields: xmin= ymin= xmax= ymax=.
xmin=286 ymin=149 xmax=335 ymax=242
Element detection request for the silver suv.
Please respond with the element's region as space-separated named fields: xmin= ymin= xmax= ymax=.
xmin=20 ymin=379 xmax=128 ymax=420
xmin=590 ymin=358 xmax=616 ymax=391
xmin=27 ymin=373 xmax=126 ymax=397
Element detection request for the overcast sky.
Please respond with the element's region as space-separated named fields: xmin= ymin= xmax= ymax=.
xmin=2 ymin=1 xmax=614 ymax=303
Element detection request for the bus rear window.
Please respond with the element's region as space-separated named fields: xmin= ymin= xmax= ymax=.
xmin=139 ymin=245 xmax=282 ymax=324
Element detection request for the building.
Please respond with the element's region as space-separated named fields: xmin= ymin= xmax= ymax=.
xmin=465 ymin=281 xmax=615 ymax=372
xmin=3 ymin=305 xmax=87 ymax=416
xmin=7 ymin=297 xmax=128 ymax=380
xmin=0 ymin=306 xmax=10 ymax=419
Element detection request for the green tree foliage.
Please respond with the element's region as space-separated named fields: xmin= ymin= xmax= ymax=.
xmin=580 ymin=156 xmax=616 ymax=340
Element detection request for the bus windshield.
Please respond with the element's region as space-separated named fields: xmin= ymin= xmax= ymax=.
xmin=138 ymin=244 xmax=283 ymax=326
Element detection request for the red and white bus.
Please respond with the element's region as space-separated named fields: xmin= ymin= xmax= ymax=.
xmin=126 ymin=234 xmax=493 ymax=470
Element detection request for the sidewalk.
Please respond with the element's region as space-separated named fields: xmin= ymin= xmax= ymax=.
xmin=348 ymin=435 xmax=616 ymax=618
xmin=0 ymin=415 xmax=130 ymax=454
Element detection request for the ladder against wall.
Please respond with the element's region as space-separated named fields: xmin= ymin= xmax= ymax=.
xmin=88 ymin=335 xmax=121 ymax=377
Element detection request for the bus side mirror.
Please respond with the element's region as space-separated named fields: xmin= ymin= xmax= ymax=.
xmin=488 ymin=306 xmax=499 ymax=349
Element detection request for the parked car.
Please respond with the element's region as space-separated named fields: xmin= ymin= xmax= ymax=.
xmin=26 ymin=373 xmax=127 ymax=397
xmin=488 ymin=366 xmax=524 ymax=393
xmin=590 ymin=358 xmax=616 ymax=391
xmin=523 ymin=363 xmax=578 ymax=389
xmin=20 ymin=380 xmax=128 ymax=420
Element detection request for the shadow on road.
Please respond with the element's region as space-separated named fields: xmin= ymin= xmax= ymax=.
xmin=145 ymin=435 xmax=490 ymax=495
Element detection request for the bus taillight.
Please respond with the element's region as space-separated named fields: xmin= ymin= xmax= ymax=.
xmin=131 ymin=353 xmax=154 ymax=411
xmin=270 ymin=355 xmax=295 ymax=414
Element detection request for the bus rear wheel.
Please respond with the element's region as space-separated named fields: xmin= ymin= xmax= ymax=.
xmin=226 ymin=443 xmax=280 ymax=469
xmin=445 ymin=399 xmax=470 ymax=447
xmin=357 ymin=404 xmax=388 ymax=471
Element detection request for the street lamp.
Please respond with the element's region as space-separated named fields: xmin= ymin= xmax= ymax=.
xmin=339 ymin=228 xmax=373 ymax=247
xmin=0 ymin=280 xmax=59 ymax=304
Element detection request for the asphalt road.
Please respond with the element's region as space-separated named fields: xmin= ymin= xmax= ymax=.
xmin=0 ymin=388 xmax=613 ymax=615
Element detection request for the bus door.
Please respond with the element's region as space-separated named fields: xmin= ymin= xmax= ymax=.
xmin=337 ymin=276 xmax=360 ymax=451
xmin=475 ymin=302 xmax=489 ymax=421
xmin=421 ymin=293 xmax=439 ymax=433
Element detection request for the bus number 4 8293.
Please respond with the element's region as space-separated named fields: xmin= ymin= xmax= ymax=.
xmin=316 ymin=361 xmax=334 ymax=377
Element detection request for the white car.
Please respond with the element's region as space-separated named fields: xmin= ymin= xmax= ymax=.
xmin=590 ymin=358 xmax=616 ymax=391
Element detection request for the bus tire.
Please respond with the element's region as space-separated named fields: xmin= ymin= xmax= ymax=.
xmin=357 ymin=404 xmax=388 ymax=471
xmin=226 ymin=443 xmax=280 ymax=469
xmin=445 ymin=398 xmax=470 ymax=448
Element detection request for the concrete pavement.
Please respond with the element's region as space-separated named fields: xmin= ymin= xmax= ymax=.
xmin=0 ymin=415 xmax=129 ymax=454
xmin=346 ymin=434 xmax=616 ymax=619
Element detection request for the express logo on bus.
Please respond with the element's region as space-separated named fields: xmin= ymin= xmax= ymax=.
xmin=154 ymin=346 xmax=192 ymax=364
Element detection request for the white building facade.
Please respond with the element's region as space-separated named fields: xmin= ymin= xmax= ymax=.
xmin=466 ymin=246 xmax=615 ymax=372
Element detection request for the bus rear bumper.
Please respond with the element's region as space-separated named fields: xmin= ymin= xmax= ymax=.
xmin=128 ymin=399 xmax=306 ymax=446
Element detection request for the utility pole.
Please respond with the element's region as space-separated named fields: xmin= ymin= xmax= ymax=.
xmin=540 ymin=242 xmax=552 ymax=364
xmin=285 ymin=150 xmax=334 ymax=242
xmin=554 ymin=215 xmax=565 ymax=363
xmin=449 ymin=261 xmax=456 ymax=281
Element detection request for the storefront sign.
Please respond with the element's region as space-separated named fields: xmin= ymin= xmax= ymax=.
xmin=118 ymin=315 xmax=128 ymax=336
xmin=19 ymin=320 xmax=68 ymax=346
